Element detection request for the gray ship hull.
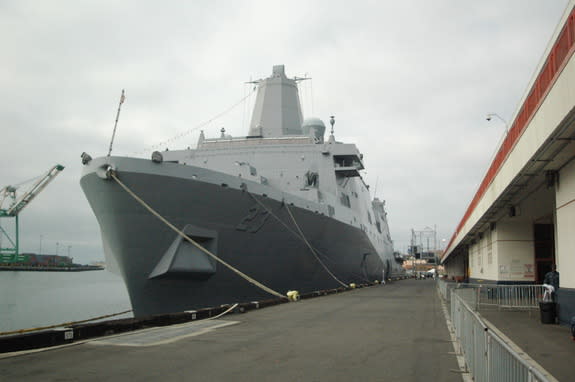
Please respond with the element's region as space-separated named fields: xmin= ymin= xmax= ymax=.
xmin=81 ymin=157 xmax=384 ymax=317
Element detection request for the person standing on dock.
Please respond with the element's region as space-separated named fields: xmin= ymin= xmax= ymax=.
xmin=543 ymin=265 xmax=559 ymax=301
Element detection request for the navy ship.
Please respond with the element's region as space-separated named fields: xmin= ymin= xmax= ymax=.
xmin=81 ymin=65 xmax=402 ymax=317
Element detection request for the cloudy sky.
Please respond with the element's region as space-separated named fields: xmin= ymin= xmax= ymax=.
xmin=0 ymin=0 xmax=570 ymax=263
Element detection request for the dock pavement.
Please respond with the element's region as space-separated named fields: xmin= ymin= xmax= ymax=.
xmin=480 ymin=306 xmax=575 ymax=382
xmin=0 ymin=279 xmax=461 ymax=381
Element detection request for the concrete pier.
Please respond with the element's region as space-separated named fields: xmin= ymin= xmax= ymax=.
xmin=0 ymin=279 xmax=461 ymax=381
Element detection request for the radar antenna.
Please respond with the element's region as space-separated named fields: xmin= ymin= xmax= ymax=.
xmin=329 ymin=116 xmax=335 ymax=135
xmin=293 ymin=76 xmax=311 ymax=82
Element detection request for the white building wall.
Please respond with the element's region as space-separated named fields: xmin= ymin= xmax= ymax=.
xmin=468 ymin=221 xmax=534 ymax=282
xmin=469 ymin=235 xmax=494 ymax=280
xmin=494 ymin=221 xmax=535 ymax=282
xmin=467 ymin=181 xmax=554 ymax=283
xmin=483 ymin=229 xmax=498 ymax=280
xmin=556 ymin=159 xmax=575 ymax=288
xmin=469 ymin=243 xmax=477 ymax=279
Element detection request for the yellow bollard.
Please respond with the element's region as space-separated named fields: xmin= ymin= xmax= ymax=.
xmin=287 ymin=290 xmax=300 ymax=301
xmin=349 ymin=283 xmax=356 ymax=289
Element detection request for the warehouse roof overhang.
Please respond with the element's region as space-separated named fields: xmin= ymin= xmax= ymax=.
xmin=442 ymin=110 xmax=575 ymax=264
xmin=442 ymin=3 xmax=575 ymax=264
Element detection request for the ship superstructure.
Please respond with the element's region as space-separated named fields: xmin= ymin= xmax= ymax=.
xmin=81 ymin=65 xmax=401 ymax=316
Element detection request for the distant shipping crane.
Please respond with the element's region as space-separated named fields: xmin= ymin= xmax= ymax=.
xmin=0 ymin=164 xmax=64 ymax=263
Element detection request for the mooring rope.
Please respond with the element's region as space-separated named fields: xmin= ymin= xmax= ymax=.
xmin=248 ymin=193 xmax=347 ymax=288
xmin=209 ymin=303 xmax=239 ymax=320
xmin=110 ymin=172 xmax=285 ymax=299
xmin=284 ymin=203 xmax=348 ymax=288
xmin=248 ymin=194 xmax=305 ymax=242
xmin=132 ymin=86 xmax=257 ymax=155
xmin=0 ymin=310 xmax=132 ymax=336
xmin=248 ymin=193 xmax=371 ymax=281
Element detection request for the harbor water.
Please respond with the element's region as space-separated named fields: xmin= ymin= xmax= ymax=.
xmin=0 ymin=269 xmax=132 ymax=333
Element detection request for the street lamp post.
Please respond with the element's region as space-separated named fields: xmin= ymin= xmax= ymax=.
xmin=486 ymin=113 xmax=508 ymax=134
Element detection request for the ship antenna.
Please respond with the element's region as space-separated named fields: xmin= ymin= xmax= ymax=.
xmin=329 ymin=115 xmax=335 ymax=135
xmin=107 ymin=89 xmax=126 ymax=157
xmin=310 ymin=75 xmax=314 ymax=115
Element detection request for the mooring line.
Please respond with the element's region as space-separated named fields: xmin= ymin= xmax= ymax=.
xmin=209 ymin=303 xmax=239 ymax=320
xmin=248 ymin=193 xmax=348 ymax=288
xmin=110 ymin=172 xmax=285 ymax=299
xmin=284 ymin=203 xmax=348 ymax=288
xmin=132 ymin=86 xmax=257 ymax=155
xmin=0 ymin=310 xmax=133 ymax=336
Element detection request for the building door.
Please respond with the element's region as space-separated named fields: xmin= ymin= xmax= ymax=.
xmin=533 ymin=224 xmax=555 ymax=283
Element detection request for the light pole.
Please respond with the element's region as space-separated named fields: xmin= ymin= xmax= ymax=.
xmin=486 ymin=113 xmax=508 ymax=134
xmin=56 ymin=242 xmax=59 ymax=255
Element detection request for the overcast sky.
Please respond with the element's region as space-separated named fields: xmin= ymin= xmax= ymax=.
xmin=0 ymin=0 xmax=570 ymax=263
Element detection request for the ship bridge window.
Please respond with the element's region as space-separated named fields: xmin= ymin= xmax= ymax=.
xmin=333 ymin=154 xmax=364 ymax=169
xmin=333 ymin=154 xmax=363 ymax=178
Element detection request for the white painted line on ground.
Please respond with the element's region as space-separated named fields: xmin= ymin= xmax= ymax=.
xmin=88 ymin=319 xmax=239 ymax=347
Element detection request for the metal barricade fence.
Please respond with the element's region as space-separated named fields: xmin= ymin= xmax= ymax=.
xmin=478 ymin=285 xmax=546 ymax=309
xmin=450 ymin=289 xmax=551 ymax=382
xmin=437 ymin=279 xmax=459 ymax=305
xmin=437 ymin=278 xmax=448 ymax=300
xmin=437 ymin=280 xmax=545 ymax=310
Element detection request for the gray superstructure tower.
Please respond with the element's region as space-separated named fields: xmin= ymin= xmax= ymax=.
xmin=248 ymin=65 xmax=303 ymax=137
